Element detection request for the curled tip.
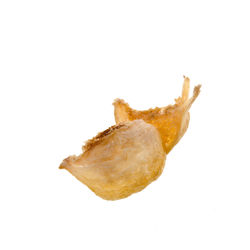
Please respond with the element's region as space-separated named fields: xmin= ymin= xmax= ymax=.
xmin=59 ymin=159 xmax=68 ymax=169
xmin=59 ymin=156 xmax=77 ymax=170
xmin=193 ymin=84 xmax=201 ymax=98
xmin=184 ymin=84 xmax=201 ymax=111
xmin=59 ymin=164 xmax=65 ymax=169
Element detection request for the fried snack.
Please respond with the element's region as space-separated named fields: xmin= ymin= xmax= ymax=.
xmin=60 ymin=120 xmax=166 ymax=200
xmin=113 ymin=77 xmax=201 ymax=153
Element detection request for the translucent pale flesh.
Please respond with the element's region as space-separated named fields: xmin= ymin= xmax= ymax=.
xmin=60 ymin=120 xmax=166 ymax=200
xmin=59 ymin=77 xmax=201 ymax=200
xmin=113 ymin=77 xmax=201 ymax=153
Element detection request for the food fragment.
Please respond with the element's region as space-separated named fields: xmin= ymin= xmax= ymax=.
xmin=113 ymin=77 xmax=201 ymax=153
xmin=60 ymin=120 xmax=166 ymax=200
xmin=60 ymin=77 xmax=201 ymax=200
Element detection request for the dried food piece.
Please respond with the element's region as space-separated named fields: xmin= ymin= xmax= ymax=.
xmin=113 ymin=77 xmax=201 ymax=153
xmin=60 ymin=120 xmax=166 ymax=200
xmin=60 ymin=77 xmax=201 ymax=200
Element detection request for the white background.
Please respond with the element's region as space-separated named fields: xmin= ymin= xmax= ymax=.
xmin=0 ymin=1 xmax=250 ymax=249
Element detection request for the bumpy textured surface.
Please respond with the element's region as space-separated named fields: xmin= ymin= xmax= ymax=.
xmin=113 ymin=77 xmax=201 ymax=153
xmin=60 ymin=120 xmax=166 ymax=200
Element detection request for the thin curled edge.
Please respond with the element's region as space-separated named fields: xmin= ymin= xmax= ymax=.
xmin=59 ymin=123 xmax=128 ymax=170
xmin=113 ymin=76 xmax=201 ymax=115
xmin=82 ymin=123 xmax=127 ymax=152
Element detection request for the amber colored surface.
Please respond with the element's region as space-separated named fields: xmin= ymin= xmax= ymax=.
xmin=60 ymin=77 xmax=201 ymax=200
xmin=113 ymin=77 xmax=201 ymax=153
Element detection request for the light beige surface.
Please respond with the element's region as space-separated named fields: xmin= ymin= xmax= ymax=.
xmin=60 ymin=77 xmax=200 ymax=200
xmin=60 ymin=120 xmax=166 ymax=200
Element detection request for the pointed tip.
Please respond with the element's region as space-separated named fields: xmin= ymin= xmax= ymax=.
xmin=181 ymin=76 xmax=190 ymax=101
xmin=184 ymin=84 xmax=201 ymax=111
xmin=59 ymin=164 xmax=65 ymax=169
xmin=59 ymin=160 xmax=68 ymax=169
xmin=59 ymin=158 xmax=68 ymax=170
xmin=59 ymin=156 xmax=77 ymax=170
xmin=193 ymin=84 xmax=201 ymax=96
